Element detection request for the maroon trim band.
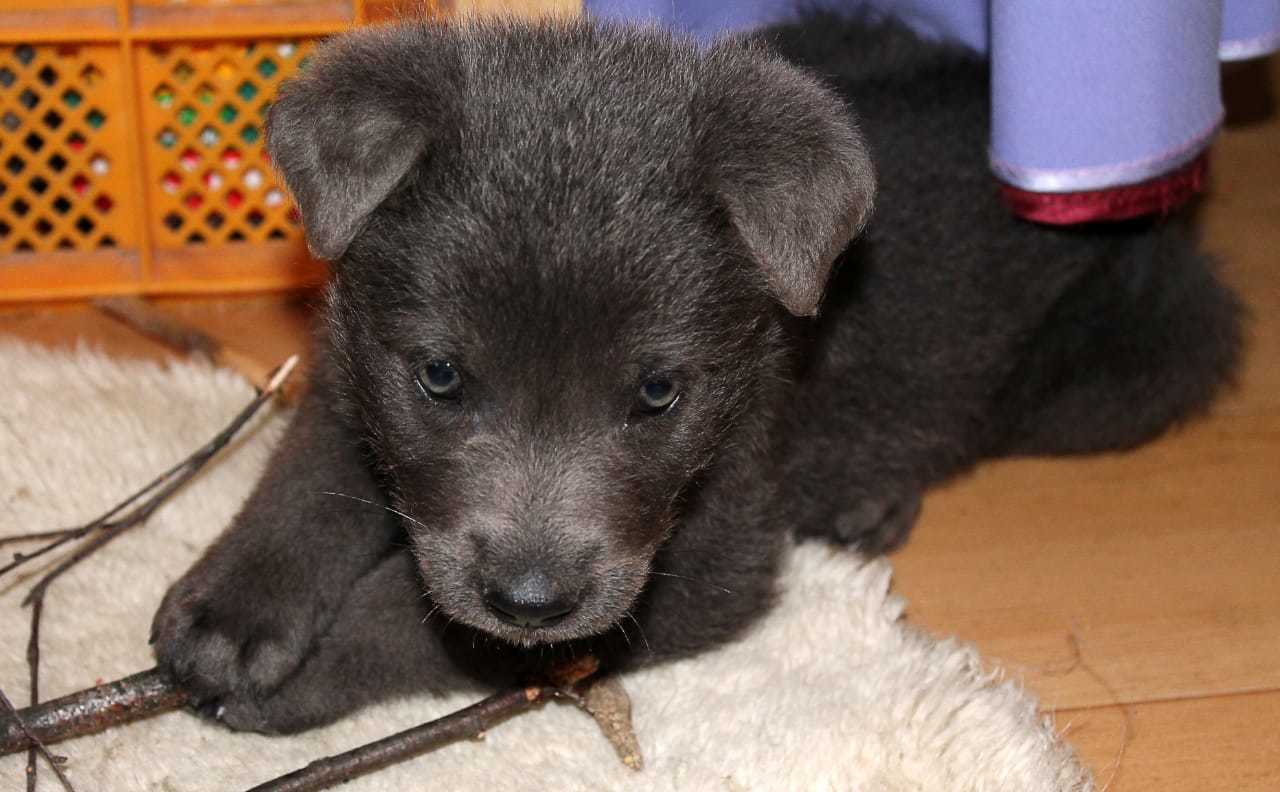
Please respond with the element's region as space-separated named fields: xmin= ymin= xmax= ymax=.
xmin=998 ymin=151 xmax=1210 ymax=225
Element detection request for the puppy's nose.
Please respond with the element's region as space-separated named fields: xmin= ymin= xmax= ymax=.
xmin=483 ymin=571 xmax=576 ymax=628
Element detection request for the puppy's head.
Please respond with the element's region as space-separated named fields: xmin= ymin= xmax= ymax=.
xmin=267 ymin=19 xmax=874 ymax=646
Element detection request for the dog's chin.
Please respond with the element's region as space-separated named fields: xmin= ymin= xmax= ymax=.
xmin=476 ymin=618 xmax=598 ymax=648
xmin=428 ymin=601 xmax=617 ymax=648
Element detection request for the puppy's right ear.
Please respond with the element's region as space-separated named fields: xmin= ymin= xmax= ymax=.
xmin=266 ymin=27 xmax=460 ymax=261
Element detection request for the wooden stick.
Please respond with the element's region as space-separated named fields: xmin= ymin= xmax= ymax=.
xmin=2 ymin=653 xmax=641 ymax=792
xmin=0 ymin=668 xmax=190 ymax=756
xmin=245 ymin=686 xmax=551 ymax=792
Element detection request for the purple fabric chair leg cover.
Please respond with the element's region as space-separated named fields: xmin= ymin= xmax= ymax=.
xmin=585 ymin=0 xmax=1279 ymax=194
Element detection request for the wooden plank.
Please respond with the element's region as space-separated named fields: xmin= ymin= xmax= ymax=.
xmin=148 ymin=243 xmax=327 ymax=295
xmin=127 ymin=2 xmax=356 ymax=41
xmin=0 ymin=249 xmax=142 ymax=302
xmin=0 ymin=292 xmax=313 ymax=367
xmin=0 ymin=7 xmax=120 ymax=42
xmin=892 ymin=410 xmax=1280 ymax=711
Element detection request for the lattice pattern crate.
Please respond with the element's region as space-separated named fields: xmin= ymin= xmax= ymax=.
xmin=137 ymin=38 xmax=314 ymax=250
xmin=0 ymin=42 xmax=135 ymax=257
xmin=0 ymin=0 xmax=444 ymax=301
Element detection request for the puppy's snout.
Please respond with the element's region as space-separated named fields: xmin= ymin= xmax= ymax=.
xmin=483 ymin=570 xmax=577 ymax=628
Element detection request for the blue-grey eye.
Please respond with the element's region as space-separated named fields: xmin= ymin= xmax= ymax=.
xmin=418 ymin=360 xmax=462 ymax=399
xmin=637 ymin=377 xmax=679 ymax=412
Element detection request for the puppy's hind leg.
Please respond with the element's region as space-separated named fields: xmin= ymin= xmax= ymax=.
xmin=991 ymin=224 xmax=1243 ymax=456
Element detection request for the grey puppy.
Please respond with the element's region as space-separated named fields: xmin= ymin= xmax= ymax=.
xmin=152 ymin=14 xmax=1241 ymax=733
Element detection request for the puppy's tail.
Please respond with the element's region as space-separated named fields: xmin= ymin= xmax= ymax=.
xmin=991 ymin=222 xmax=1244 ymax=456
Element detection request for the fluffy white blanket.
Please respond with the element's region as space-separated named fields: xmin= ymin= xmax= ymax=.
xmin=0 ymin=343 xmax=1091 ymax=791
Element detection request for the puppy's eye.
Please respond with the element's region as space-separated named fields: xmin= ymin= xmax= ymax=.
xmin=635 ymin=376 xmax=679 ymax=414
xmin=417 ymin=360 xmax=462 ymax=399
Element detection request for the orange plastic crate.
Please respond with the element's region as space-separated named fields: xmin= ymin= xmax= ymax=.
xmin=0 ymin=0 xmax=439 ymax=301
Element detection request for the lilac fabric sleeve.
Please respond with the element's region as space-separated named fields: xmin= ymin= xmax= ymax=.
xmin=584 ymin=0 xmax=1280 ymax=194
xmin=1222 ymin=0 xmax=1280 ymax=60
xmin=580 ymin=0 xmax=791 ymax=37
xmin=988 ymin=1 xmax=1224 ymax=192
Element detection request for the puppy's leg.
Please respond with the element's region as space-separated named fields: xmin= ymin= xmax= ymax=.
xmin=783 ymin=421 xmax=936 ymax=554
xmin=152 ymin=368 xmax=402 ymax=712
xmin=827 ymin=487 xmax=923 ymax=553
xmin=209 ymin=549 xmax=473 ymax=733
xmin=992 ymin=228 xmax=1242 ymax=455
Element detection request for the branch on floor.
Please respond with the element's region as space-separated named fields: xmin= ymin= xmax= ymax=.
xmin=1 ymin=656 xmax=642 ymax=792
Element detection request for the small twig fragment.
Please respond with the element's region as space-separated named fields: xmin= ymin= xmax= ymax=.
xmin=577 ymin=675 xmax=643 ymax=771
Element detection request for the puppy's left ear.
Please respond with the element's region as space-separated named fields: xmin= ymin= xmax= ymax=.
xmin=696 ymin=46 xmax=876 ymax=316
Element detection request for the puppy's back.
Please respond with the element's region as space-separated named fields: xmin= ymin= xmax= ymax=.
xmin=768 ymin=15 xmax=1241 ymax=545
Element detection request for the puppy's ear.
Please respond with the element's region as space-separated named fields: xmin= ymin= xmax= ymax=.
xmin=266 ymin=27 xmax=459 ymax=260
xmin=697 ymin=46 xmax=875 ymax=316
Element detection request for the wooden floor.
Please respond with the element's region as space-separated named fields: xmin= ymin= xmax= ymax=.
xmin=2 ymin=45 xmax=1278 ymax=792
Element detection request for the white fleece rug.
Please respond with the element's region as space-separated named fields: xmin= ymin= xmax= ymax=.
xmin=0 ymin=341 xmax=1092 ymax=792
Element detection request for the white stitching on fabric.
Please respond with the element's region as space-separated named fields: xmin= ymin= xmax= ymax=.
xmin=987 ymin=112 xmax=1223 ymax=193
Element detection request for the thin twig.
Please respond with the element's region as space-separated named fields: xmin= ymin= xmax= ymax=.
xmin=246 ymin=654 xmax=636 ymax=791
xmin=0 ymin=356 xmax=299 ymax=583
xmin=0 ymin=687 xmax=73 ymax=792
xmin=0 ymin=530 xmax=81 ymax=550
xmin=245 ymin=686 xmax=552 ymax=792
xmin=25 ymin=596 xmax=42 ymax=791
xmin=1 ymin=454 xmax=198 ymax=579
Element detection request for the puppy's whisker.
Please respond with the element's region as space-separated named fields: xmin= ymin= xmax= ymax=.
xmin=614 ymin=619 xmax=633 ymax=649
xmin=625 ymin=613 xmax=652 ymax=654
xmin=648 ymin=570 xmax=734 ymax=595
xmin=319 ymin=490 xmax=432 ymax=532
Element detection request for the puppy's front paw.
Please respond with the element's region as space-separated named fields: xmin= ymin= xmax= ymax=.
xmin=151 ymin=569 xmax=320 ymax=709
xmin=832 ymin=490 xmax=922 ymax=554
xmin=197 ymin=688 xmax=318 ymax=735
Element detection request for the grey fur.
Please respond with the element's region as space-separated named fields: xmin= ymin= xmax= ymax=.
xmin=151 ymin=14 xmax=1241 ymax=733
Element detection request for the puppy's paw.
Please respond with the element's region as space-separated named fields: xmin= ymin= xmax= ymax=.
xmin=151 ymin=570 xmax=320 ymax=706
xmin=196 ymin=687 xmax=325 ymax=735
xmin=831 ymin=490 xmax=922 ymax=554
